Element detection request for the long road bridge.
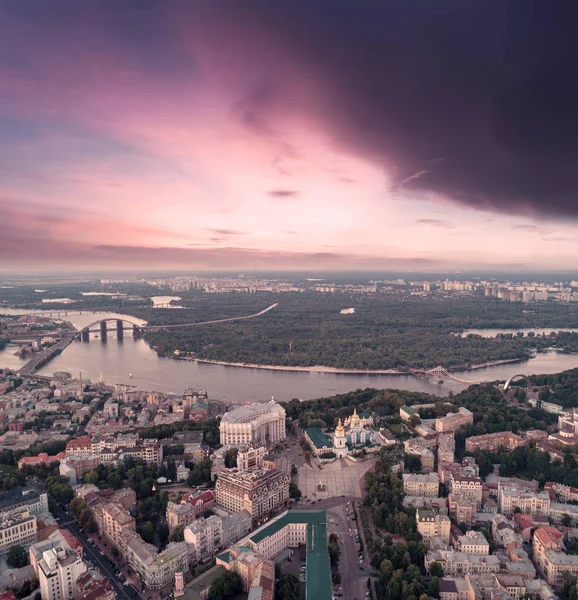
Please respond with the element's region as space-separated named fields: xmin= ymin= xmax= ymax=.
xmin=18 ymin=304 xmax=278 ymax=374
xmin=410 ymin=365 xmax=482 ymax=385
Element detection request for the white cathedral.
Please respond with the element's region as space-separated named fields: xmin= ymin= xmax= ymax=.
xmin=333 ymin=408 xmax=376 ymax=457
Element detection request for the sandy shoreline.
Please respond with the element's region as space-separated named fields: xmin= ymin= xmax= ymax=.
xmin=192 ymin=356 xmax=525 ymax=375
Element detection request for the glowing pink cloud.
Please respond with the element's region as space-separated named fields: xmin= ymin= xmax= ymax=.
xmin=1 ymin=3 xmax=577 ymax=271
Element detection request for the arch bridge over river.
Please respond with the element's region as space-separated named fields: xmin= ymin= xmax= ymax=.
xmin=410 ymin=365 xmax=483 ymax=385
xmin=70 ymin=303 xmax=278 ymax=341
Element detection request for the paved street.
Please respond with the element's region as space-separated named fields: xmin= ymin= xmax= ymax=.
xmin=51 ymin=504 xmax=142 ymax=600
xmin=326 ymin=502 xmax=371 ymax=600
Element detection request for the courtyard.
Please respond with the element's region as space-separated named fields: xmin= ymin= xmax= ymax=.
xmin=297 ymin=456 xmax=375 ymax=500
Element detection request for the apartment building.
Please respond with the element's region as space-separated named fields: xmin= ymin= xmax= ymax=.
xmin=29 ymin=530 xmax=82 ymax=577
xmin=94 ymin=503 xmax=135 ymax=551
xmin=221 ymin=510 xmax=253 ymax=547
xmin=533 ymin=526 xmax=578 ymax=586
xmin=119 ymin=528 xmax=190 ymax=589
xmin=435 ymin=408 xmax=473 ymax=433
xmin=450 ymin=474 xmax=483 ymax=509
xmin=184 ymin=516 xmax=223 ymax=563
xmin=456 ymin=531 xmax=490 ymax=555
xmin=64 ymin=435 xmax=162 ymax=467
xmin=38 ymin=546 xmax=87 ymax=600
xmin=76 ymin=569 xmax=115 ymax=600
xmin=215 ymin=468 xmax=289 ymax=523
xmin=498 ymin=483 xmax=550 ymax=516
xmin=64 ymin=436 xmax=94 ymax=457
xmin=403 ymin=473 xmax=440 ymax=498
xmin=0 ymin=487 xmax=48 ymax=518
xmin=465 ymin=431 xmax=524 ymax=453
xmin=448 ymin=496 xmax=476 ymax=527
xmin=0 ymin=510 xmax=37 ymax=556
xmin=425 ymin=550 xmax=500 ymax=577
xmin=438 ymin=434 xmax=456 ymax=464
xmin=546 ymin=481 xmax=578 ymax=503
xmin=166 ymin=502 xmax=196 ymax=532
xmin=416 ymin=509 xmax=451 ymax=545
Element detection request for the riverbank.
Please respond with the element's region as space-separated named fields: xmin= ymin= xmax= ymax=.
xmin=192 ymin=356 xmax=527 ymax=375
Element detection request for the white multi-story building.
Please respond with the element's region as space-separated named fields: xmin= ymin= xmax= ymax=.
xmin=456 ymin=531 xmax=490 ymax=555
xmin=0 ymin=510 xmax=37 ymax=556
xmin=219 ymin=400 xmax=286 ymax=446
xmin=450 ymin=474 xmax=483 ymax=510
xmin=184 ymin=516 xmax=223 ymax=562
xmin=425 ymin=550 xmax=500 ymax=576
xmin=38 ymin=546 xmax=87 ymax=600
xmin=498 ymin=483 xmax=550 ymax=516
xmin=403 ymin=473 xmax=439 ymax=498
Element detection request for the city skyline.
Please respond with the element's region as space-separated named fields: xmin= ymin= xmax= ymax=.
xmin=2 ymin=1 xmax=578 ymax=272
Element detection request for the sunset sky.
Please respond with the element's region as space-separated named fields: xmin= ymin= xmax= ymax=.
xmin=2 ymin=1 xmax=578 ymax=272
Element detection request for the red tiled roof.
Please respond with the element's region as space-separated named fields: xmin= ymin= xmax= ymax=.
xmin=534 ymin=526 xmax=562 ymax=548
xmin=186 ymin=490 xmax=215 ymax=508
xmin=67 ymin=436 xmax=93 ymax=447
xmin=514 ymin=513 xmax=534 ymax=530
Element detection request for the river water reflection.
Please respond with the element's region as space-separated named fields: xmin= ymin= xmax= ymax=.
xmin=1 ymin=310 xmax=577 ymax=403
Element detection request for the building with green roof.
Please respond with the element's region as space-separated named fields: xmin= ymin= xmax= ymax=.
xmin=304 ymin=427 xmax=334 ymax=455
xmin=216 ymin=510 xmax=333 ymax=600
xmin=248 ymin=510 xmax=333 ymax=600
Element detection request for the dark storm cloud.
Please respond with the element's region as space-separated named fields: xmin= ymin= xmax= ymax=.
xmin=211 ymin=0 xmax=578 ymax=218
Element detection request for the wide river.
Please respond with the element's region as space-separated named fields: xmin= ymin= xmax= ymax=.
xmin=1 ymin=310 xmax=577 ymax=403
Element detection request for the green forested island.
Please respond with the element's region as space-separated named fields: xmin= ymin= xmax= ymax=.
xmin=130 ymin=294 xmax=578 ymax=370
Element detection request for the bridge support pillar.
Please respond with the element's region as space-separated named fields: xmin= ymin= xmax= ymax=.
xmin=116 ymin=320 xmax=124 ymax=340
xmin=132 ymin=325 xmax=142 ymax=338
xmin=100 ymin=321 xmax=107 ymax=341
xmin=81 ymin=329 xmax=89 ymax=342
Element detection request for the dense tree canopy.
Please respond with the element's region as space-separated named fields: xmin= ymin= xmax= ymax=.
xmin=7 ymin=545 xmax=29 ymax=568
xmin=208 ymin=570 xmax=243 ymax=600
xmin=129 ymin=293 xmax=578 ymax=370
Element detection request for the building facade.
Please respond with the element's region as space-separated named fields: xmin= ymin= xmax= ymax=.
xmin=219 ymin=400 xmax=286 ymax=446
xmin=435 ymin=408 xmax=473 ymax=433
xmin=465 ymin=431 xmax=524 ymax=453
xmin=215 ymin=468 xmax=289 ymax=524
xmin=38 ymin=546 xmax=87 ymax=600
xmin=498 ymin=483 xmax=550 ymax=516
xmin=184 ymin=516 xmax=223 ymax=563
xmin=0 ymin=510 xmax=37 ymax=556
xmin=403 ymin=473 xmax=440 ymax=498
xmin=416 ymin=509 xmax=451 ymax=545
xmin=0 ymin=488 xmax=48 ymax=518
